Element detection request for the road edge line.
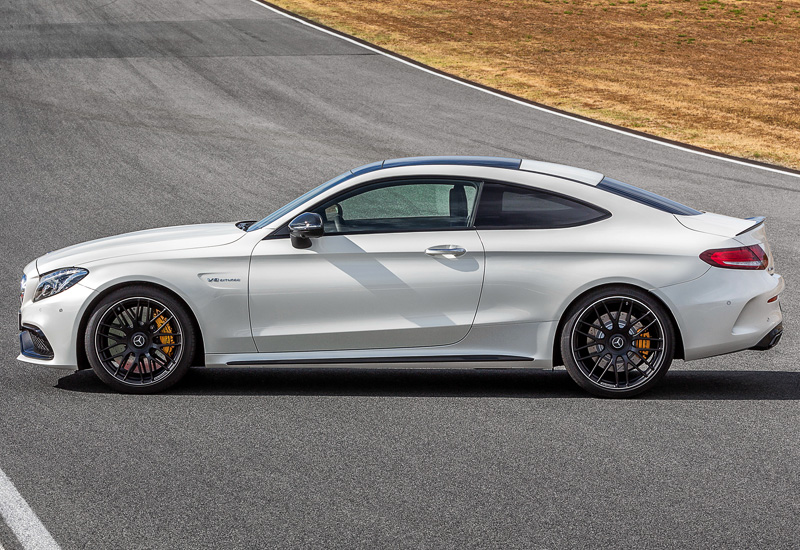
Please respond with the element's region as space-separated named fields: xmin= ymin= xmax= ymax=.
xmin=0 ymin=467 xmax=61 ymax=550
xmin=246 ymin=0 xmax=800 ymax=180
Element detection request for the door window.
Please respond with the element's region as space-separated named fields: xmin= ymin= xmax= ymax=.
xmin=313 ymin=179 xmax=479 ymax=235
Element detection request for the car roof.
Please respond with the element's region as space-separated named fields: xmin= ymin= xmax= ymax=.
xmin=350 ymin=156 xmax=604 ymax=186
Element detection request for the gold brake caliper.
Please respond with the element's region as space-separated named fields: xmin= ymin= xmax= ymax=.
xmin=634 ymin=331 xmax=651 ymax=360
xmin=153 ymin=311 xmax=175 ymax=358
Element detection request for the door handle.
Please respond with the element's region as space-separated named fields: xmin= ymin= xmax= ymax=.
xmin=425 ymin=245 xmax=467 ymax=258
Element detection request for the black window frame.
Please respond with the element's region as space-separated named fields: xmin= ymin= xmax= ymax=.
xmin=265 ymin=176 xmax=611 ymax=239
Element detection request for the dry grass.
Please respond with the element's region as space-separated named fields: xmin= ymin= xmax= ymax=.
xmin=270 ymin=0 xmax=800 ymax=168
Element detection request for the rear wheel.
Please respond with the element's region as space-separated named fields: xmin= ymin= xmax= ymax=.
xmin=85 ymin=286 xmax=195 ymax=393
xmin=560 ymin=287 xmax=675 ymax=398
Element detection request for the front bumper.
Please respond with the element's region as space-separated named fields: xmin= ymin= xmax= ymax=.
xmin=17 ymin=281 xmax=97 ymax=370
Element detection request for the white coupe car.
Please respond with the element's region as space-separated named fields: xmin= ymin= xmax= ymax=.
xmin=18 ymin=156 xmax=784 ymax=396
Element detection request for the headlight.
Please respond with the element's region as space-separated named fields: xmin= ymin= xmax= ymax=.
xmin=20 ymin=274 xmax=27 ymax=305
xmin=33 ymin=268 xmax=88 ymax=302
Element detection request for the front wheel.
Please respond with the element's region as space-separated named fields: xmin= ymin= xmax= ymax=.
xmin=85 ymin=286 xmax=195 ymax=393
xmin=560 ymin=287 xmax=675 ymax=398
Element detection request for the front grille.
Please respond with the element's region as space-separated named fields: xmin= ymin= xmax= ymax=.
xmin=19 ymin=325 xmax=54 ymax=360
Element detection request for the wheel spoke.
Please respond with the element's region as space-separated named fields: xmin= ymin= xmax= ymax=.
xmin=629 ymin=362 xmax=648 ymax=377
xmin=575 ymin=329 xmax=601 ymax=340
xmin=632 ymin=319 xmax=658 ymax=338
xmin=622 ymin=353 xmax=633 ymax=386
xmin=574 ymin=342 xmax=600 ymax=352
xmin=630 ymin=348 xmax=652 ymax=365
xmin=151 ymin=352 xmax=169 ymax=369
xmin=597 ymin=360 xmax=613 ymax=382
xmin=577 ymin=350 xmax=607 ymax=360
xmin=118 ymin=306 xmax=134 ymax=329
xmin=113 ymin=353 xmax=129 ymax=376
xmin=121 ymin=356 xmax=137 ymax=381
xmin=154 ymin=342 xmax=182 ymax=349
xmin=98 ymin=343 xmax=124 ymax=354
xmin=107 ymin=349 xmax=129 ymax=359
xmin=153 ymin=315 xmax=175 ymax=334
xmin=602 ymin=300 xmax=615 ymax=324
xmin=631 ymin=310 xmax=652 ymax=326
xmin=593 ymin=305 xmax=605 ymax=326
xmin=587 ymin=354 xmax=604 ymax=379
xmin=579 ymin=320 xmax=606 ymax=331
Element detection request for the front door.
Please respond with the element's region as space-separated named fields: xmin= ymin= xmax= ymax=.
xmin=248 ymin=178 xmax=484 ymax=353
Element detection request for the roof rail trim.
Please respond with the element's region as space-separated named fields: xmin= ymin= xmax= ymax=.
xmin=382 ymin=156 xmax=522 ymax=170
xmin=349 ymin=160 xmax=384 ymax=177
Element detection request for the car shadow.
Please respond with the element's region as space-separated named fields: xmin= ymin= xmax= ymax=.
xmin=56 ymin=367 xmax=800 ymax=400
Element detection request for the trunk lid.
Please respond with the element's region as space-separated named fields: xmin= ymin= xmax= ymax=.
xmin=676 ymin=213 xmax=774 ymax=272
xmin=674 ymin=212 xmax=762 ymax=237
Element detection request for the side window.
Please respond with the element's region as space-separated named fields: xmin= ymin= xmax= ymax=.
xmin=313 ymin=179 xmax=478 ymax=235
xmin=475 ymin=182 xmax=609 ymax=229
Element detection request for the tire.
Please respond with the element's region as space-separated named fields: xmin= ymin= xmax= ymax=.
xmin=84 ymin=285 xmax=195 ymax=394
xmin=560 ymin=286 xmax=675 ymax=398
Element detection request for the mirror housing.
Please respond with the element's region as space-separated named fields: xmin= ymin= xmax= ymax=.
xmin=288 ymin=212 xmax=324 ymax=249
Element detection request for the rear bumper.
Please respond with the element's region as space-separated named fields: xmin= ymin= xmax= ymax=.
xmin=656 ymin=269 xmax=784 ymax=361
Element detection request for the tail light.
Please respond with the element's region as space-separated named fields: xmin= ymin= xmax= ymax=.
xmin=700 ymin=245 xmax=767 ymax=270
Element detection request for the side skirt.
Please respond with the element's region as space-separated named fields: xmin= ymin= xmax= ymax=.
xmin=225 ymin=355 xmax=532 ymax=366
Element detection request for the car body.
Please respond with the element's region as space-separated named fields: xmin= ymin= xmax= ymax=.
xmin=18 ymin=156 xmax=784 ymax=396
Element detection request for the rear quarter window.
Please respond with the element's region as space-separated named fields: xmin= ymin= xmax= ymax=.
xmin=474 ymin=182 xmax=610 ymax=229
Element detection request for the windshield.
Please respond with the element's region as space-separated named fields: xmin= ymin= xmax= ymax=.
xmin=247 ymin=170 xmax=354 ymax=232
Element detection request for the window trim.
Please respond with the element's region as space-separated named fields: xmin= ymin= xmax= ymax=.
xmin=264 ymin=176 xmax=611 ymax=239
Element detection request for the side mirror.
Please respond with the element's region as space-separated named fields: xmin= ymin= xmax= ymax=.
xmin=288 ymin=212 xmax=324 ymax=249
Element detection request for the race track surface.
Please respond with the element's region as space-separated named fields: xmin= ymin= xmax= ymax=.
xmin=1 ymin=0 xmax=798 ymax=548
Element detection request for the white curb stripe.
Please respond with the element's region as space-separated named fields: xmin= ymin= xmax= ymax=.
xmin=0 ymin=467 xmax=61 ymax=550
xmin=246 ymin=0 xmax=800 ymax=180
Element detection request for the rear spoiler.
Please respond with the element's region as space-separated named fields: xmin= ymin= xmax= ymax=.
xmin=736 ymin=216 xmax=766 ymax=236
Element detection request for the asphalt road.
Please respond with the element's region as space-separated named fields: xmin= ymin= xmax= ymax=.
xmin=1 ymin=0 xmax=799 ymax=548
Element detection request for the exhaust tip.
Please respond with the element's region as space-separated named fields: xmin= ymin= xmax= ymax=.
xmin=750 ymin=324 xmax=784 ymax=351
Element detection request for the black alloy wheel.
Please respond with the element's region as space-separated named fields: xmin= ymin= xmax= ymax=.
xmin=561 ymin=287 xmax=675 ymax=397
xmin=85 ymin=286 xmax=195 ymax=393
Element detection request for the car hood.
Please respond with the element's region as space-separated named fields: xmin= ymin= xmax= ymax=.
xmin=36 ymin=223 xmax=246 ymax=275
